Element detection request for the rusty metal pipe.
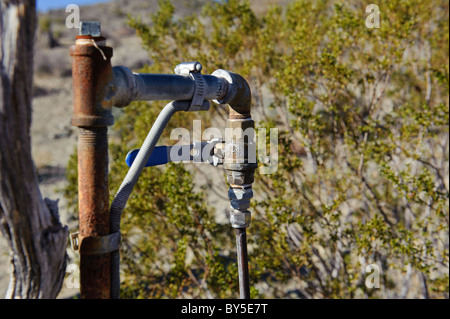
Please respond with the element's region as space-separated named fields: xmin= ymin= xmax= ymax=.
xmin=70 ymin=34 xmax=114 ymax=299
xmin=70 ymin=38 xmax=114 ymax=127
xmin=77 ymin=127 xmax=110 ymax=298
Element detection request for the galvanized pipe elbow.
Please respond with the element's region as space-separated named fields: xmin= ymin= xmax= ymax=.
xmin=211 ymin=69 xmax=252 ymax=118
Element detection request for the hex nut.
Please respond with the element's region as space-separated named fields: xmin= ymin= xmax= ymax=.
xmin=228 ymin=187 xmax=253 ymax=200
xmin=210 ymin=69 xmax=251 ymax=116
xmin=230 ymin=210 xmax=251 ymax=228
xmin=226 ymin=169 xmax=255 ymax=185
xmin=230 ymin=199 xmax=250 ymax=210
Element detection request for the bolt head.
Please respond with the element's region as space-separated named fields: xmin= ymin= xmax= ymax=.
xmin=79 ymin=21 xmax=101 ymax=37
xmin=194 ymin=62 xmax=203 ymax=72
xmin=174 ymin=61 xmax=203 ymax=75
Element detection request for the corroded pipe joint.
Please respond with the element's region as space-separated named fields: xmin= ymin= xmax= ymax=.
xmin=70 ymin=36 xmax=114 ymax=127
xmin=211 ymin=69 xmax=252 ymax=118
xmin=224 ymin=118 xmax=258 ymax=186
xmin=216 ymin=70 xmax=256 ymax=186
xmin=215 ymin=70 xmax=256 ymax=230
xmin=106 ymin=66 xmax=138 ymax=108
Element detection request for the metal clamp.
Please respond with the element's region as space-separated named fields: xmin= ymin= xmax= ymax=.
xmin=70 ymin=231 xmax=121 ymax=255
xmin=174 ymin=61 xmax=210 ymax=111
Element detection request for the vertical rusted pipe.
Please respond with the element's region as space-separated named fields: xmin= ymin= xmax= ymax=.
xmin=70 ymin=35 xmax=114 ymax=299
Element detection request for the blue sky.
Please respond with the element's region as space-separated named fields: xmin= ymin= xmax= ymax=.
xmin=37 ymin=0 xmax=111 ymax=12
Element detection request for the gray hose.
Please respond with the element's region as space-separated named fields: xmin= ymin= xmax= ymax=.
xmin=110 ymin=100 xmax=190 ymax=299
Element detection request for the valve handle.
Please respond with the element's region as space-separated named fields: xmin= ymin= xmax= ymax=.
xmin=125 ymin=146 xmax=169 ymax=168
xmin=125 ymin=139 xmax=224 ymax=168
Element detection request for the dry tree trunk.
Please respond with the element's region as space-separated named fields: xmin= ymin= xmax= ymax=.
xmin=0 ymin=0 xmax=68 ymax=298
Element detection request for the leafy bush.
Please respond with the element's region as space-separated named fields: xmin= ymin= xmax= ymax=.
xmin=64 ymin=0 xmax=448 ymax=298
